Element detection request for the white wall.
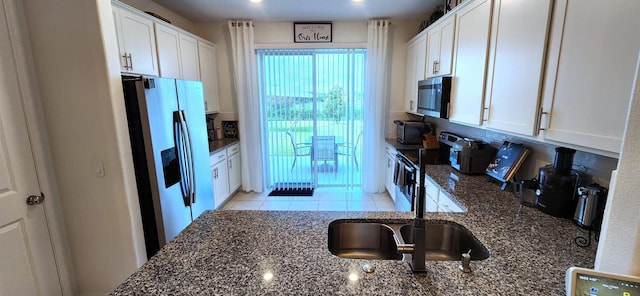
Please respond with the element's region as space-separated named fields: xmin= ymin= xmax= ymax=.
xmin=194 ymin=20 xmax=419 ymax=130
xmin=595 ymin=55 xmax=640 ymax=276
xmin=21 ymin=0 xmax=146 ymax=294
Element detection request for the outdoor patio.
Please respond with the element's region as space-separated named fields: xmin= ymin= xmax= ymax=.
xmin=265 ymin=119 xmax=363 ymax=188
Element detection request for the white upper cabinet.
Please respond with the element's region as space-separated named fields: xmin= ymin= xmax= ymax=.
xmin=484 ymin=0 xmax=552 ymax=136
xmin=404 ymin=32 xmax=427 ymax=113
xmin=425 ymin=16 xmax=455 ymax=78
xmin=154 ymin=22 xmax=182 ymax=78
xmin=179 ymin=33 xmax=200 ymax=81
xmin=112 ymin=4 xmax=159 ymax=76
xmin=540 ymin=0 xmax=640 ymax=155
xmin=197 ymin=40 xmax=220 ymax=113
xmin=448 ymin=0 xmax=492 ymax=126
xmin=155 ymin=22 xmax=200 ymax=81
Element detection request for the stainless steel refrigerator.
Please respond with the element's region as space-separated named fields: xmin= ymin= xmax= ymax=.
xmin=122 ymin=76 xmax=213 ymax=258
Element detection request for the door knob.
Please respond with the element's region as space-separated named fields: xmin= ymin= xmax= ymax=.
xmin=26 ymin=194 xmax=45 ymax=205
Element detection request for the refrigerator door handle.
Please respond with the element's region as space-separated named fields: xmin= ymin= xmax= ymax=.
xmin=173 ymin=111 xmax=190 ymax=207
xmin=179 ymin=110 xmax=197 ymax=205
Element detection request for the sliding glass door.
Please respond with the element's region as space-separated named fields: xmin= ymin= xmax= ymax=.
xmin=258 ymin=49 xmax=365 ymax=189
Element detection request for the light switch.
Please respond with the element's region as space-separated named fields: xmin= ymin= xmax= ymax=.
xmin=93 ymin=160 xmax=105 ymax=177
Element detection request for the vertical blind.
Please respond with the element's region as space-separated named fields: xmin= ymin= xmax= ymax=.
xmin=257 ymin=49 xmax=366 ymax=190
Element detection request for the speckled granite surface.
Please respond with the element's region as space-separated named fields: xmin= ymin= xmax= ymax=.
xmin=112 ymin=166 xmax=596 ymax=295
xmin=208 ymin=138 xmax=239 ymax=154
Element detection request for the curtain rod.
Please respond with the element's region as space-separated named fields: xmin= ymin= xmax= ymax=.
xmin=228 ymin=20 xmax=255 ymax=27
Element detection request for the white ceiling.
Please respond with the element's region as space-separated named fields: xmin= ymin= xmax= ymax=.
xmin=151 ymin=0 xmax=442 ymax=22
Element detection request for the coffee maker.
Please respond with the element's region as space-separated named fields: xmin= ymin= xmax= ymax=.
xmin=536 ymin=147 xmax=581 ymax=218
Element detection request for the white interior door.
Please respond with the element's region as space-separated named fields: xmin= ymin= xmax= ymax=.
xmin=0 ymin=0 xmax=61 ymax=294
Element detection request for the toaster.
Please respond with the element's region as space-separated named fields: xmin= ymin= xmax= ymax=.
xmin=439 ymin=132 xmax=496 ymax=174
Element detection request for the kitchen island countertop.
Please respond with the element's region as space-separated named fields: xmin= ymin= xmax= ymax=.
xmin=112 ymin=165 xmax=596 ymax=295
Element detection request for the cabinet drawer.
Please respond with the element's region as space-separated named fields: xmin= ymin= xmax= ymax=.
xmin=384 ymin=143 xmax=396 ymax=154
xmin=425 ymin=178 xmax=440 ymax=200
xmin=438 ymin=192 xmax=464 ymax=213
xmin=210 ymin=150 xmax=226 ymax=165
xmin=226 ymin=142 xmax=240 ymax=156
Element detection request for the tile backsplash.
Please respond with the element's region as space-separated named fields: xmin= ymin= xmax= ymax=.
xmin=395 ymin=115 xmax=619 ymax=187
xmin=206 ymin=112 xmax=238 ymax=142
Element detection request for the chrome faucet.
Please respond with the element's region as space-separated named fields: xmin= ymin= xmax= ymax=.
xmin=395 ymin=148 xmax=429 ymax=273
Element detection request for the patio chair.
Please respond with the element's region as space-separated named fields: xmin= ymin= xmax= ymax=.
xmin=286 ymin=131 xmax=312 ymax=171
xmin=312 ymin=136 xmax=338 ymax=175
xmin=337 ymin=132 xmax=362 ymax=170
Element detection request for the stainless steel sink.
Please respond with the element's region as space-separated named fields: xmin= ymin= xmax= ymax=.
xmin=398 ymin=221 xmax=490 ymax=261
xmin=327 ymin=220 xmax=489 ymax=262
xmin=327 ymin=221 xmax=403 ymax=260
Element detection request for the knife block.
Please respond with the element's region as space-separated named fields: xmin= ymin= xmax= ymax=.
xmin=422 ymin=133 xmax=440 ymax=149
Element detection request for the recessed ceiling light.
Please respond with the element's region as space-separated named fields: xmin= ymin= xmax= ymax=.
xmin=353 ymin=0 xmax=364 ymax=2
xmin=250 ymin=0 xmax=262 ymax=3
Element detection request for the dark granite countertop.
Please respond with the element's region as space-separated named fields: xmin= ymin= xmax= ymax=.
xmin=209 ymin=138 xmax=239 ymax=154
xmin=112 ymin=156 xmax=596 ymax=295
xmin=385 ymin=137 xmax=424 ymax=151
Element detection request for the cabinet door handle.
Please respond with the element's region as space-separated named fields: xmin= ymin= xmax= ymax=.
xmin=122 ymin=53 xmax=129 ymax=69
xmin=433 ymin=60 xmax=440 ymax=74
xmin=538 ymin=107 xmax=550 ymax=132
xmin=229 ymin=159 xmax=232 ymax=169
xmin=482 ymin=107 xmax=489 ymax=122
xmin=127 ymin=53 xmax=133 ymax=70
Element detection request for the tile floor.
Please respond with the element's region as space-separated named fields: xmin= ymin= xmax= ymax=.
xmin=220 ymin=187 xmax=396 ymax=211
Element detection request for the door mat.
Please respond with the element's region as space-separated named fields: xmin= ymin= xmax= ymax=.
xmin=268 ymin=188 xmax=314 ymax=196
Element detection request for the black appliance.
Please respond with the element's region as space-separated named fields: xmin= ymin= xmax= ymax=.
xmin=573 ymin=184 xmax=608 ymax=230
xmin=438 ymin=132 xmax=496 ymax=174
xmin=417 ymin=76 xmax=451 ymax=118
xmin=536 ymin=147 xmax=580 ymax=218
xmin=394 ymin=120 xmax=425 ymax=145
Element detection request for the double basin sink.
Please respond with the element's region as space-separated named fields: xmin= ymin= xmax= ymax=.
xmin=328 ymin=219 xmax=489 ymax=262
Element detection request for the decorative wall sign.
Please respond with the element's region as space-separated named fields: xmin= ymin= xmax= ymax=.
xmin=294 ymin=23 xmax=332 ymax=43
xmin=222 ymin=121 xmax=238 ymax=138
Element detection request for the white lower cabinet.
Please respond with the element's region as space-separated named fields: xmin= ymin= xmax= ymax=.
xmin=424 ymin=177 xmax=464 ymax=213
xmin=424 ymin=178 xmax=440 ymax=212
xmin=210 ymin=142 xmax=242 ymax=208
xmin=384 ymin=144 xmax=397 ymax=202
xmin=210 ymin=149 xmax=229 ymax=209
xmin=227 ymin=143 xmax=241 ymax=193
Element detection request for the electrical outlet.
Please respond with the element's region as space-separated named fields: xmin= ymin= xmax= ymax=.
xmin=93 ymin=160 xmax=105 ymax=177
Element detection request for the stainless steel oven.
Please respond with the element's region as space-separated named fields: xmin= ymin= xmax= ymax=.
xmin=393 ymin=153 xmax=417 ymax=211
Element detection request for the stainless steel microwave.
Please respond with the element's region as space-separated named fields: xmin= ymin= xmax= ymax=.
xmin=417 ymin=76 xmax=451 ymax=118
